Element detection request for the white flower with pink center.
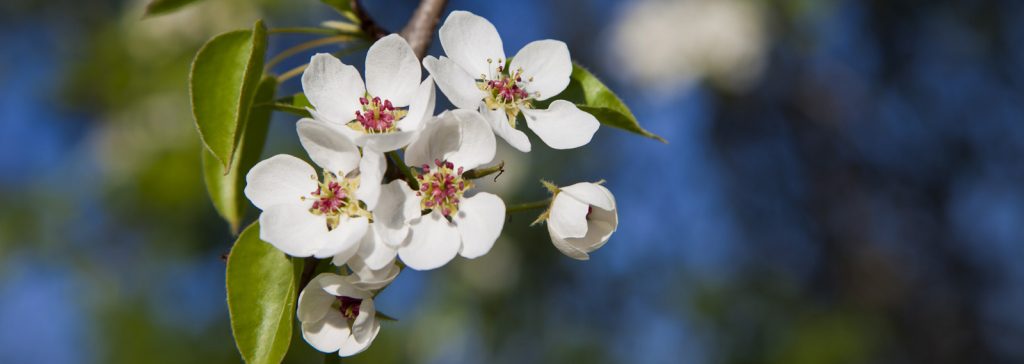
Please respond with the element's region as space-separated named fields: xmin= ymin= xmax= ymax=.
xmin=371 ymin=109 xmax=506 ymax=270
xmin=297 ymin=273 xmax=380 ymax=357
xmin=546 ymin=182 xmax=618 ymax=260
xmin=243 ymin=120 xmax=386 ymax=260
xmin=423 ymin=10 xmax=600 ymax=153
xmin=302 ymin=34 xmax=436 ymax=152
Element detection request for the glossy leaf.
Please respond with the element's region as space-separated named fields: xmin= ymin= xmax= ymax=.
xmin=203 ymin=76 xmax=276 ymax=234
xmin=191 ymin=20 xmax=268 ymax=173
xmin=143 ymin=0 xmax=203 ymax=17
xmin=227 ymin=223 xmax=303 ymax=364
xmin=559 ymin=64 xmax=666 ymax=143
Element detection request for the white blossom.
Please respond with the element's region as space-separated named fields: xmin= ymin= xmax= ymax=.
xmin=302 ymin=34 xmax=436 ymax=152
xmin=243 ymin=120 xmax=386 ymax=260
xmin=423 ymin=11 xmax=599 ymax=153
xmin=297 ymin=273 xmax=380 ymax=357
xmin=546 ymin=182 xmax=618 ymax=260
xmin=374 ymin=109 xmax=506 ymax=270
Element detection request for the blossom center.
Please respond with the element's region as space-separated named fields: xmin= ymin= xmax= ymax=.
xmin=338 ymin=296 xmax=362 ymax=320
xmin=415 ymin=159 xmax=472 ymax=217
xmin=352 ymin=96 xmax=407 ymax=134
xmin=303 ymin=171 xmax=365 ymax=230
xmin=478 ymin=59 xmax=537 ymax=126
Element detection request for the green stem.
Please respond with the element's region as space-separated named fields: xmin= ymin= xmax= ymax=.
xmin=463 ymin=160 xmax=504 ymax=180
xmin=387 ymin=151 xmax=419 ymax=189
xmin=506 ymin=198 xmax=551 ymax=213
xmin=324 ymin=353 xmax=339 ymax=364
xmin=266 ymin=35 xmax=357 ymax=71
xmin=269 ymin=27 xmax=341 ymax=35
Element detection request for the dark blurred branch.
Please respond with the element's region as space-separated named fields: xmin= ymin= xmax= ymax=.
xmin=350 ymin=0 xmax=447 ymax=58
xmin=350 ymin=0 xmax=389 ymax=40
xmin=401 ymin=0 xmax=448 ymax=59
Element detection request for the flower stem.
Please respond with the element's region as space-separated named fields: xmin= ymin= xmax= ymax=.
xmin=463 ymin=160 xmax=504 ymax=180
xmin=387 ymin=151 xmax=419 ymax=190
xmin=269 ymin=27 xmax=341 ymax=35
xmin=506 ymin=198 xmax=551 ymax=213
xmin=265 ymin=35 xmax=357 ymax=71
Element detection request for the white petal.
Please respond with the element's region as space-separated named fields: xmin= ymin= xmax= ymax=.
xmin=399 ymin=210 xmax=460 ymax=270
xmin=372 ymin=180 xmax=420 ymax=248
xmin=296 ymin=276 xmax=335 ymax=323
xmin=365 ymin=34 xmax=421 ymax=106
xmin=404 ymin=110 xmax=496 ymax=170
xmin=453 ymin=192 xmax=505 ymax=259
xmin=522 ymin=101 xmax=599 ymax=150
xmin=356 ymin=130 xmax=419 ymax=152
xmin=313 ymin=216 xmax=368 ymax=259
xmin=560 ymin=182 xmax=616 ymax=211
xmin=244 ymin=154 xmax=317 ymax=211
xmin=337 ymin=318 xmax=379 ymax=357
xmin=481 ymin=103 xmax=531 ymax=152
xmin=404 ymin=112 xmax=459 ymax=168
xmin=396 ymin=76 xmax=436 ymax=132
xmin=423 ymin=56 xmax=484 ymax=110
xmin=302 ymin=310 xmax=350 ymax=353
xmin=548 ymin=226 xmax=590 ymax=260
xmin=258 ymin=204 xmax=328 ymax=258
xmin=445 ymin=109 xmax=496 ymax=170
xmin=297 ymin=118 xmax=361 ymax=174
xmin=309 ymin=108 xmax=361 ymax=140
xmin=438 ymin=10 xmax=505 ymax=77
xmin=548 ymin=192 xmax=589 ymax=239
xmin=318 ymin=273 xmax=371 ymax=299
xmin=354 ymin=227 xmax=398 ymax=271
xmin=571 ymin=206 xmax=617 ymax=252
xmin=511 ymin=40 xmax=572 ymax=100
xmin=356 ymin=150 xmax=386 ymax=210
xmin=302 ymin=53 xmax=364 ymax=124
xmin=347 ymin=260 xmax=400 ymax=290
xmin=350 ymin=298 xmax=376 ymax=344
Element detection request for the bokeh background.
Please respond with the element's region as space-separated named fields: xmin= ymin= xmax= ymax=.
xmin=2 ymin=0 xmax=1024 ymax=362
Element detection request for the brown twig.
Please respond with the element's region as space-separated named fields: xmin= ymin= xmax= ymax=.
xmin=401 ymin=0 xmax=448 ymax=59
xmin=350 ymin=0 xmax=389 ymax=40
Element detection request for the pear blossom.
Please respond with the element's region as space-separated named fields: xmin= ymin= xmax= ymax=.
xmin=373 ymin=109 xmax=506 ymax=270
xmin=297 ymin=273 xmax=381 ymax=357
xmin=423 ymin=10 xmax=599 ymax=153
xmin=243 ymin=120 xmax=386 ymax=259
xmin=302 ymin=34 xmax=436 ymax=152
xmin=546 ymin=182 xmax=618 ymax=260
xmin=333 ymin=227 xmax=401 ymax=291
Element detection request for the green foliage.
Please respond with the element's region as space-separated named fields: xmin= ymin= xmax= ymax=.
xmin=143 ymin=0 xmax=204 ymax=17
xmin=559 ymin=64 xmax=666 ymax=143
xmin=267 ymin=92 xmax=313 ymax=118
xmin=203 ymin=76 xmax=277 ymax=234
xmin=190 ymin=20 xmax=268 ymax=174
xmin=227 ymin=223 xmax=303 ymax=364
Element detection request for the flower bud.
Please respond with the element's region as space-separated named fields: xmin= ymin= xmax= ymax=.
xmin=545 ymin=182 xmax=618 ymax=260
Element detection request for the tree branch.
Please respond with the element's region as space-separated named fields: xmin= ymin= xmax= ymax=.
xmin=400 ymin=0 xmax=448 ymax=59
xmin=350 ymin=0 xmax=389 ymax=40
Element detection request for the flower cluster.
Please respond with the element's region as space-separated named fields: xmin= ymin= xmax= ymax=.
xmin=244 ymin=11 xmax=619 ymax=357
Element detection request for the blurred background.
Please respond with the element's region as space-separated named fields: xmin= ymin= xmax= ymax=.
xmin=2 ymin=0 xmax=1023 ymax=362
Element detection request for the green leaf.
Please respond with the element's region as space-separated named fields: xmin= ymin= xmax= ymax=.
xmin=263 ymin=92 xmax=312 ymax=118
xmin=190 ymin=20 xmax=268 ymax=173
xmin=203 ymin=76 xmax=276 ymax=234
xmin=227 ymin=223 xmax=302 ymax=364
xmin=143 ymin=0 xmax=203 ymax=17
xmin=559 ymin=64 xmax=666 ymax=143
